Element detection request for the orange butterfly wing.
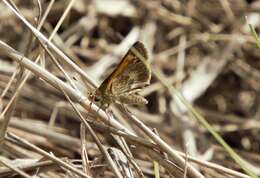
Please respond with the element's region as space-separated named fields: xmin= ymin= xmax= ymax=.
xmin=99 ymin=41 xmax=151 ymax=94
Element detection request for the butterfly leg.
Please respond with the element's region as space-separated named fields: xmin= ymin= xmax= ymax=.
xmin=128 ymin=88 xmax=142 ymax=94
xmin=105 ymin=108 xmax=114 ymax=127
xmin=97 ymin=103 xmax=113 ymax=126
xmin=121 ymin=104 xmax=131 ymax=114
xmin=85 ymin=100 xmax=94 ymax=121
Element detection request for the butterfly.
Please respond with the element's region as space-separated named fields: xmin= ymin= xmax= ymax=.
xmin=89 ymin=41 xmax=151 ymax=109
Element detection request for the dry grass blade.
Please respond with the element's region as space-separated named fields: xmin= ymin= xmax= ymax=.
xmin=123 ymin=109 xmax=203 ymax=178
xmin=1 ymin=1 xmax=259 ymax=177
xmin=0 ymin=41 xmax=131 ymax=135
xmin=2 ymin=0 xmax=97 ymax=88
xmin=0 ymin=159 xmax=57 ymax=177
xmin=80 ymin=124 xmax=89 ymax=174
xmin=0 ymin=40 xmax=202 ymax=177
xmin=58 ymin=82 xmax=124 ymax=178
xmin=2 ymin=2 xmax=203 ymax=176
xmin=0 ymin=157 xmax=35 ymax=178
xmin=0 ymin=0 xmax=56 ymax=143
xmin=153 ymin=67 xmax=258 ymax=178
xmin=6 ymin=132 xmax=91 ymax=178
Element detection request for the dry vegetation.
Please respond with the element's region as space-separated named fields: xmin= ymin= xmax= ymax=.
xmin=0 ymin=0 xmax=260 ymax=178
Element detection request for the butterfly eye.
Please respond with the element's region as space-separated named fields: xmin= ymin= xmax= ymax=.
xmin=94 ymin=97 xmax=100 ymax=102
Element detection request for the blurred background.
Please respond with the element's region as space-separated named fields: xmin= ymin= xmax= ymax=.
xmin=0 ymin=0 xmax=260 ymax=177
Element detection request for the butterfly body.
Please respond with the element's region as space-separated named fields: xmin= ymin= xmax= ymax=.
xmin=90 ymin=41 xmax=151 ymax=109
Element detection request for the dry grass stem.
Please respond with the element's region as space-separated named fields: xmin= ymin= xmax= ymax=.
xmin=0 ymin=0 xmax=259 ymax=177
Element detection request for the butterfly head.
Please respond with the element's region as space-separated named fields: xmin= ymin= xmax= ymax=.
xmin=88 ymin=90 xmax=109 ymax=109
xmin=89 ymin=89 xmax=101 ymax=102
